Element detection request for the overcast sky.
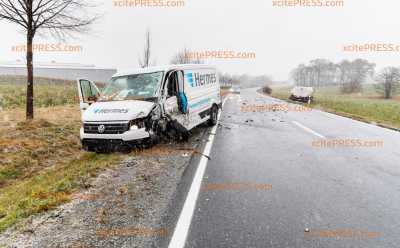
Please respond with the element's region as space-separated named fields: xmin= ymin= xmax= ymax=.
xmin=1 ymin=0 xmax=400 ymax=81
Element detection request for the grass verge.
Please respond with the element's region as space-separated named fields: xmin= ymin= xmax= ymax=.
xmin=0 ymin=106 xmax=124 ymax=232
xmin=0 ymin=152 xmax=122 ymax=232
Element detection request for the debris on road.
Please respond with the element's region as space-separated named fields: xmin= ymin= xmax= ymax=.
xmin=218 ymin=123 xmax=232 ymax=130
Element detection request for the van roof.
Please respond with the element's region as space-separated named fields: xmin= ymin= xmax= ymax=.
xmin=113 ymin=64 xmax=216 ymax=77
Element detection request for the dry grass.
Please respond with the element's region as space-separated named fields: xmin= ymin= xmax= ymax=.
xmin=0 ymin=83 xmax=78 ymax=109
xmin=0 ymin=106 xmax=81 ymax=187
xmin=0 ymin=106 xmax=123 ymax=232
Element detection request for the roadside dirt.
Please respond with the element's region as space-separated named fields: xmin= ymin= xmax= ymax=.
xmin=0 ymin=127 xmax=207 ymax=248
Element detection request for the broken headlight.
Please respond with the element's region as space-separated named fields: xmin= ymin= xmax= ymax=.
xmin=129 ymin=118 xmax=146 ymax=130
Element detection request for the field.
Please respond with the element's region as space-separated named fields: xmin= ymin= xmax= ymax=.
xmin=0 ymin=76 xmax=78 ymax=109
xmin=0 ymin=76 xmax=123 ymax=232
xmin=270 ymin=85 xmax=400 ymax=130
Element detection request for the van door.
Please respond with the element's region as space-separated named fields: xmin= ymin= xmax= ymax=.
xmin=76 ymin=79 xmax=101 ymax=112
xmin=163 ymin=71 xmax=190 ymax=129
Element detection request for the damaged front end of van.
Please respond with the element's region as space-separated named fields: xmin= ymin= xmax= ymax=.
xmin=80 ymin=100 xmax=162 ymax=152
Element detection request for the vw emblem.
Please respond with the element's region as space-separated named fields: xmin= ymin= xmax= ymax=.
xmin=98 ymin=125 xmax=106 ymax=133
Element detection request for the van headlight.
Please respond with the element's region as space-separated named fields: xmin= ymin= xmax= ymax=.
xmin=129 ymin=118 xmax=145 ymax=130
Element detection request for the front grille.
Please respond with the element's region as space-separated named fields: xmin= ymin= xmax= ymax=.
xmin=84 ymin=123 xmax=129 ymax=134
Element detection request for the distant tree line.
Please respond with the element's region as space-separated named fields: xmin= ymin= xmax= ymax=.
xmin=291 ymin=59 xmax=400 ymax=98
xmin=291 ymin=59 xmax=375 ymax=93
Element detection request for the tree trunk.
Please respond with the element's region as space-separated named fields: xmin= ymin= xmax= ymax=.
xmin=26 ymin=31 xmax=34 ymax=120
xmin=384 ymin=82 xmax=391 ymax=99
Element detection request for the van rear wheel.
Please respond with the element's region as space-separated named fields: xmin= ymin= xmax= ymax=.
xmin=208 ymin=105 xmax=219 ymax=126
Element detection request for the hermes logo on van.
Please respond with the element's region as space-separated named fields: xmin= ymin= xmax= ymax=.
xmin=186 ymin=73 xmax=216 ymax=87
xmin=93 ymin=109 xmax=129 ymax=114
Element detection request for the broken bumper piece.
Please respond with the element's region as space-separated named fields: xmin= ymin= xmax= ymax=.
xmin=80 ymin=127 xmax=151 ymax=151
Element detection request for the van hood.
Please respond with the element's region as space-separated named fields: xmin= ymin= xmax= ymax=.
xmin=83 ymin=100 xmax=155 ymax=122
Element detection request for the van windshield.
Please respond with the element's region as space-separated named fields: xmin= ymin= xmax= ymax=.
xmin=99 ymin=72 xmax=163 ymax=101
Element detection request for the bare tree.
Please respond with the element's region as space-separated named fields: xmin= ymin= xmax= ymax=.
xmin=291 ymin=64 xmax=308 ymax=86
xmin=138 ymin=29 xmax=154 ymax=68
xmin=0 ymin=0 xmax=99 ymax=119
xmin=170 ymin=47 xmax=203 ymax=64
xmin=338 ymin=59 xmax=375 ymax=93
xmin=375 ymin=67 xmax=400 ymax=99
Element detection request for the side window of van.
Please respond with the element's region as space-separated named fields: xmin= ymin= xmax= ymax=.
xmin=167 ymin=72 xmax=178 ymax=98
xmin=80 ymin=79 xmax=100 ymax=103
xmin=166 ymin=70 xmax=185 ymax=98
xmin=80 ymin=80 xmax=95 ymax=102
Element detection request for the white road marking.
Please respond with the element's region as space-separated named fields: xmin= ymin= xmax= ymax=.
xmin=256 ymin=90 xmax=269 ymax=99
xmin=316 ymin=109 xmax=342 ymax=119
xmin=292 ymin=121 xmax=326 ymax=139
xmin=168 ymin=97 xmax=229 ymax=248
xmin=256 ymin=88 xmax=324 ymax=138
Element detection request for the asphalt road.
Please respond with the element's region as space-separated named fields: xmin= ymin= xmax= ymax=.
xmin=182 ymin=88 xmax=400 ymax=248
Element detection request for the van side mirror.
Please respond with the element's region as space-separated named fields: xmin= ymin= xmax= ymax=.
xmin=87 ymin=95 xmax=98 ymax=102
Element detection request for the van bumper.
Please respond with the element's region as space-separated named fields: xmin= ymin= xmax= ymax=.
xmin=289 ymin=95 xmax=313 ymax=103
xmin=80 ymin=127 xmax=150 ymax=141
xmin=80 ymin=127 xmax=151 ymax=151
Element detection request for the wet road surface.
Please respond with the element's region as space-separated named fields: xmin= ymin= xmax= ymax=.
xmin=182 ymin=88 xmax=400 ymax=248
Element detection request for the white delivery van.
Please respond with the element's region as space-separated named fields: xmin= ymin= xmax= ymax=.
xmin=289 ymin=86 xmax=314 ymax=103
xmin=77 ymin=64 xmax=222 ymax=152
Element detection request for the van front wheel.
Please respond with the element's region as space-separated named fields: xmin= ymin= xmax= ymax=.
xmin=208 ymin=105 xmax=219 ymax=126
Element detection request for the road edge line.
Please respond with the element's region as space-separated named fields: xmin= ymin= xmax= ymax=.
xmin=292 ymin=121 xmax=326 ymax=139
xmin=167 ymin=97 xmax=229 ymax=248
